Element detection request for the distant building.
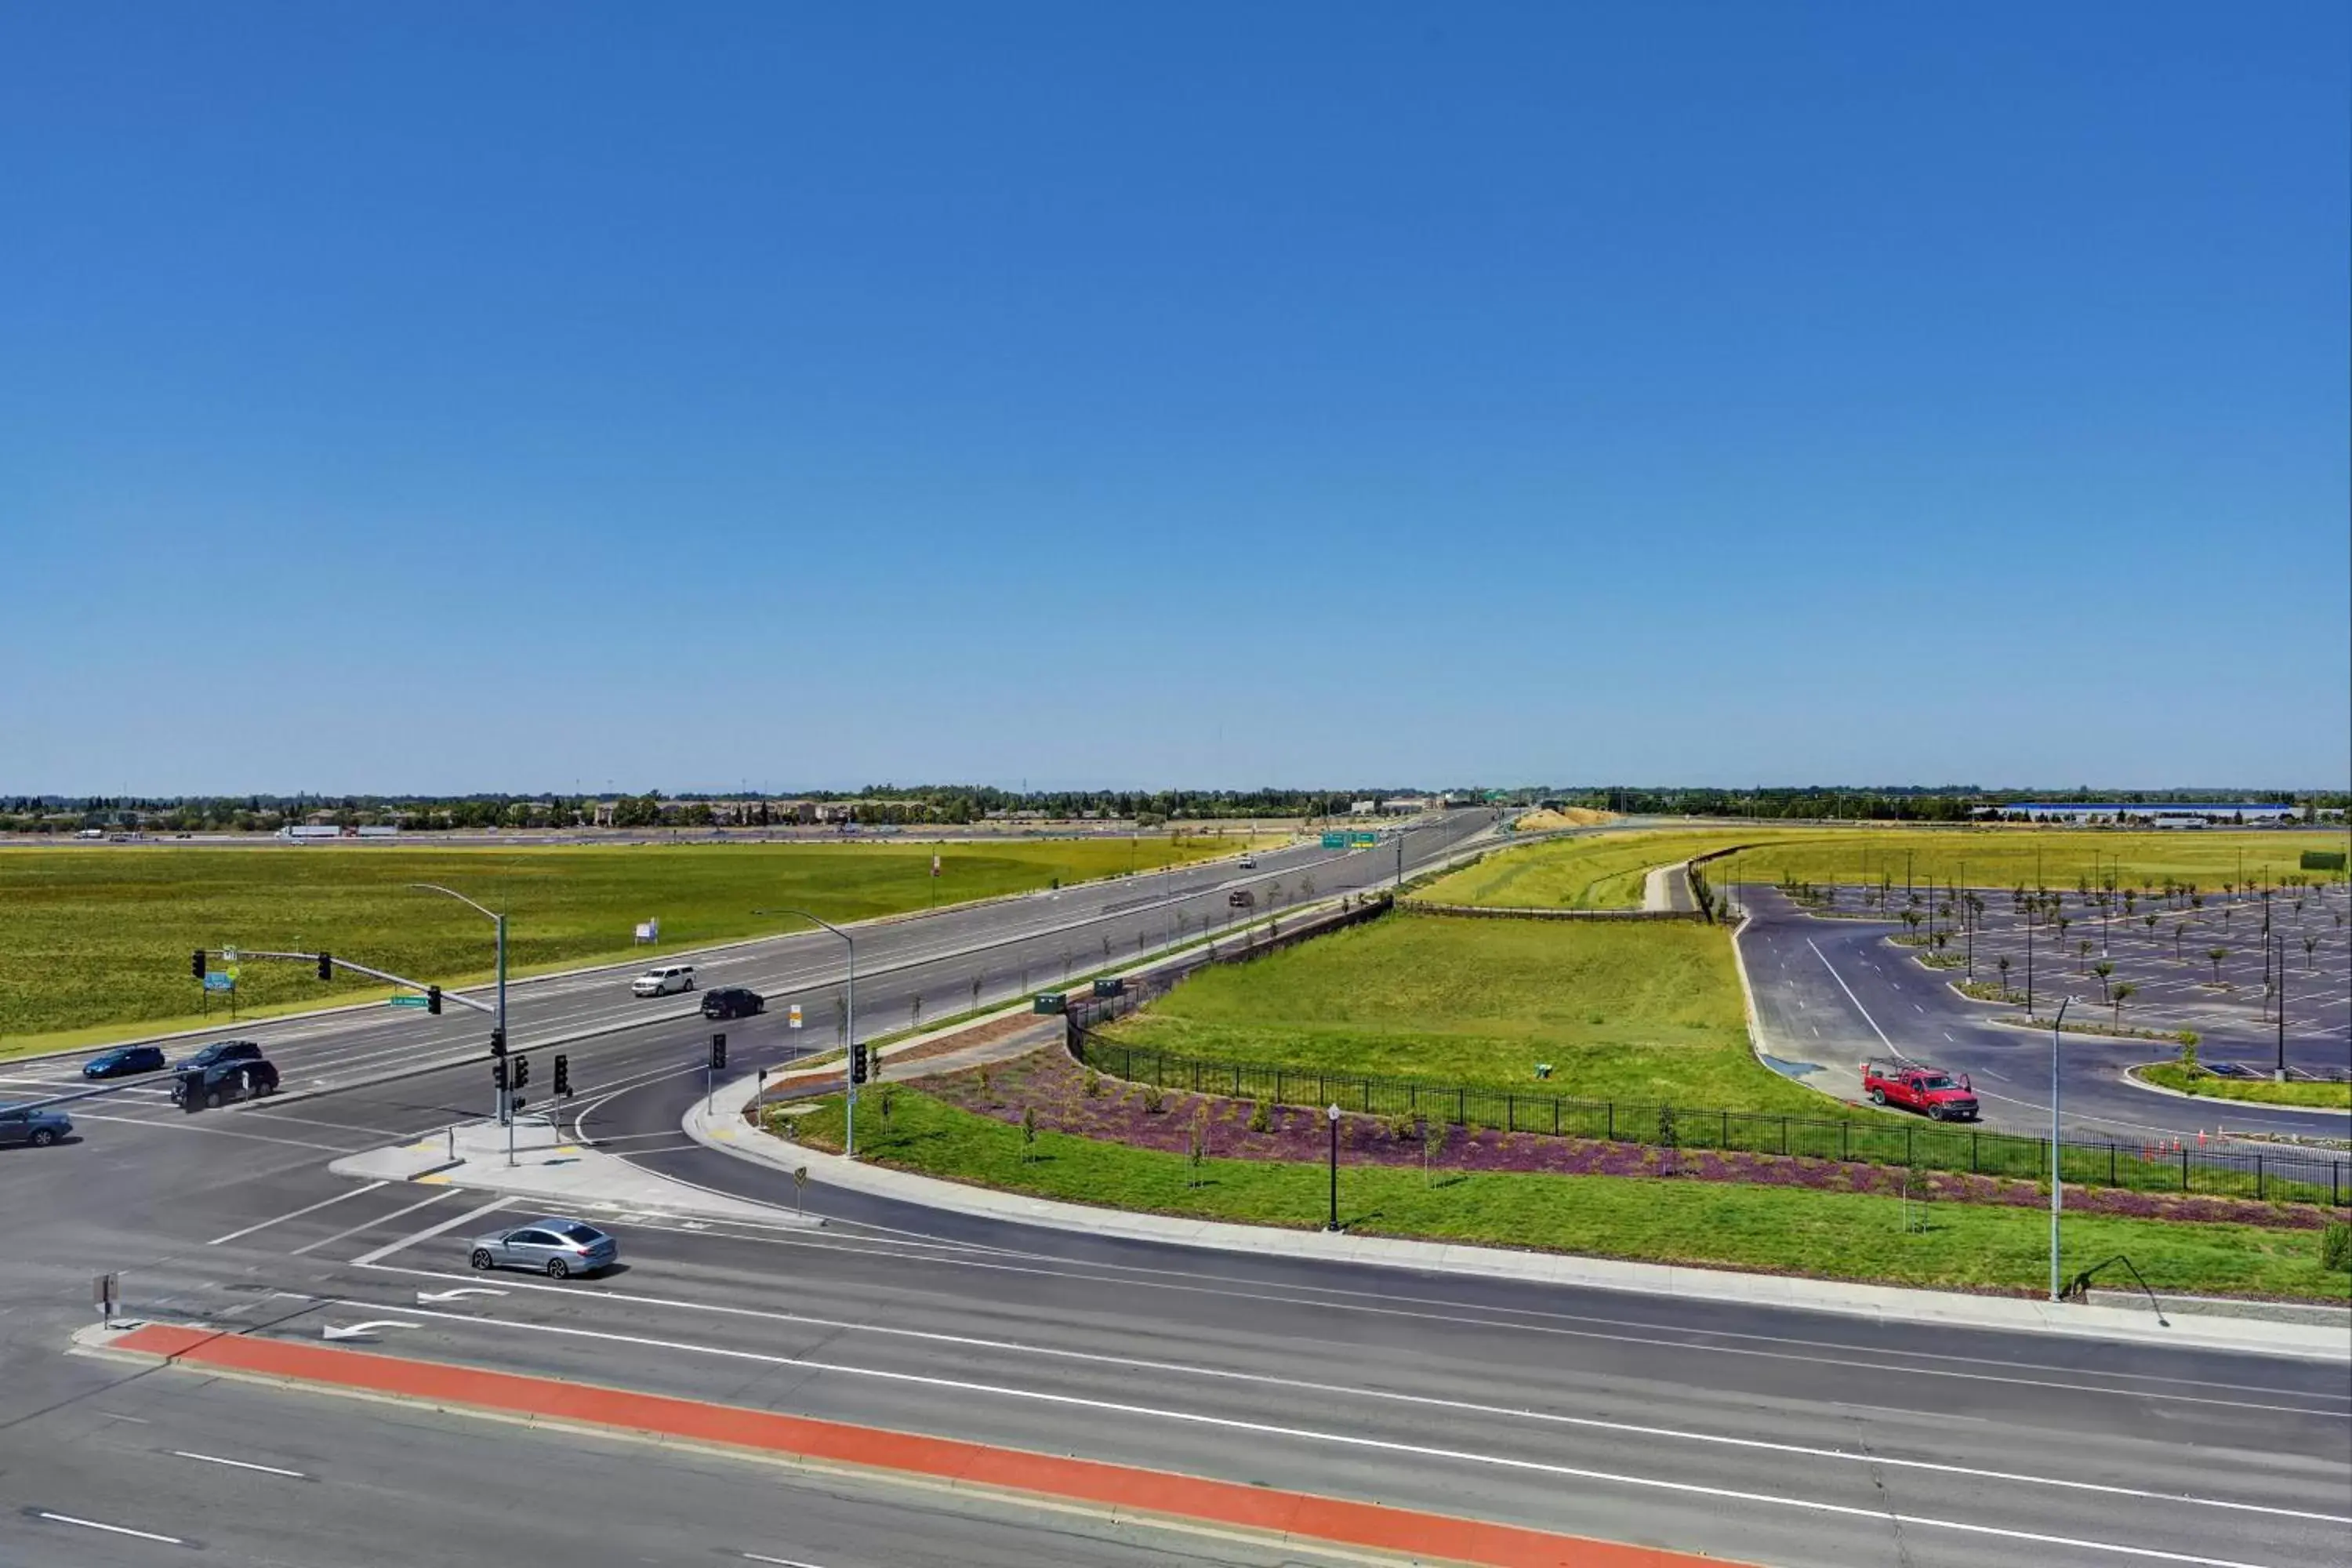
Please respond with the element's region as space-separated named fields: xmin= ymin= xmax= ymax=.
xmin=1978 ymin=803 xmax=2298 ymax=826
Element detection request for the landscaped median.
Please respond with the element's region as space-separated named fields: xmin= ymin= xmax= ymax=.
xmin=781 ymin=1052 xmax=2351 ymax=1302
xmin=2133 ymin=1060 xmax=2352 ymax=1112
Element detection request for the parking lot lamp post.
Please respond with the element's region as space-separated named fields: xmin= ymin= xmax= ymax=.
xmin=2275 ymin=933 xmax=2287 ymax=1083
xmin=2024 ymin=908 xmax=2034 ymax=1015
xmin=755 ymin=908 xmax=857 ymax=1157
xmin=412 ymin=884 xmax=509 ymax=1160
xmin=2049 ymin=996 xmax=2072 ymax=1303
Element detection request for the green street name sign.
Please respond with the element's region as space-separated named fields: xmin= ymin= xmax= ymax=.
xmin=387 ymin=993 xmax=430 ymax=1009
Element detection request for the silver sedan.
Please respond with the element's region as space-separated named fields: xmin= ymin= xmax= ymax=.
xmin=466 ymin=1218 xmax=619 ymax=1279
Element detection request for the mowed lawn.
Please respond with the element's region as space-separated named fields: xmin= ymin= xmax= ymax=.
xmin=0 ymin=836 xmax=1254 ymax=1049
xmin=1104 ymin=913 xmax=1837 ymax=1116
xmin=789 ymin=1092 xmax=2348 ymax=1301
xmin=1720 ymin=828 xmax=2350 ymax=895
xmin=1418 ymin=826 xmax=2350 ymax=910
xmin=1417 ymin=828 xmax=1828 ymax=909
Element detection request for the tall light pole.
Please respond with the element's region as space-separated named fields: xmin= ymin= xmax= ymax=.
xmin=757 ymin=907 xmax=857 ymax=1157
xmin=2049 ymin=996 xmax=2072 ymax=1303
xmin=412 ymin=884 xmax=510 ymax=1164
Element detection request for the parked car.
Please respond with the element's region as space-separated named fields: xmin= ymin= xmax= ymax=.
xmin=467 ymin=1218 xmax=618 ymax=1279
xmin=631 ymin=964 xmax=696 ymax=997
xmin=1861 ymin=1059 xmax=1980 ymax=1121
xmin=170 ymin=1058 xmax=279 ymax=1109
xmin=700 ymin=986 xmax=764 ymax=1020
xmin=176 ymin=1039 xmax=264 ymax=1073
xmin=83 ymin=1045 xmax=168 ymax=1079
xmin=0 ymin=1105 xmax=73 ymax=1148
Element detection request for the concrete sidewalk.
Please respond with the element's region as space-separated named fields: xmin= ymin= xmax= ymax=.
xmin=332 ymin=1116 xmax=819 ymax=1228
xmin=682 ymin=1067 xmax=2350 ymax=1363
xmin=1642 ymin=860 xmax=1693 ymax=913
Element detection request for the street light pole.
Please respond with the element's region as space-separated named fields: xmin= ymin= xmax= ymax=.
xmin=756 ymin=907 xmax=857 ymax=1157
xmin=2049 ymin=996 xmax=2071 ymax=1303
xmin=412 ymin=884 xmax=510 ymax=1165
xmin=1325 ymin=1102 xmax=1341 ymax=1231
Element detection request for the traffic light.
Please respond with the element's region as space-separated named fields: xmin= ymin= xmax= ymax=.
xmin=427 ymin=984 xmax=442 ymax=1015
xmin=191 ymin=949 xmax=207 ymax=982
xmin=710 ymin=1033 xmax=728 ymax=1073
xmin=492 ymin=1058 xmax=508 ymax=1092
xmin=316 ymin=950 xmax=333 ymax=982
xmin=554 ymin=1054 xmax=571 ymax=1098
xmin=489 ymin=1027 xmax=506 ymax=1058
xmin=849 ymin=1040 xmax=868 ymax=1085
xmin=513 ymin=1054 xmax=530 ymax=1090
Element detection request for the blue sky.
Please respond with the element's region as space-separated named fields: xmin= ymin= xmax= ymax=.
xmin=4 ymin=2 xmax=2346 ymax=793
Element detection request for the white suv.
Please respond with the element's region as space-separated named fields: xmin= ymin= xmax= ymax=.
xmin=631 ymin=964 xmax=696 ymax=997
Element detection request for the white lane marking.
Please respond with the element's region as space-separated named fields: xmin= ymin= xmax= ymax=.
xmin=1944 ymin=1031 xmax=1955 ymax=1042
xmin=208 ymin=1182 xmax=389 ymax=1245
xmin=172 ymin=1450 xmax=307 ymax=1479
xmin=334 ymin=1277 xmax=2347 ymax=1523
xmin=35 ymin=1512 xmax=184 ymax=1544
xmin=63 ymin=1112 xmax=354 ymax=1152
xmin=361 ymin=1305 xmax=2294 ymax=1568
xmin=288 ymin=1189 xmax=460 ymax=1258
xmin=349 ymin=1195 xmax=514 ymax=1267
xmin=1914 ymin=1003 xmax=1926 ymax=1013
xmin=745 ymin=1556 xmax=827 ymax=1568
xmin=1806 ymin=939 xmax=1900 ymax=1054
xmin=362 ymin=1251 xmax=2352 ymax=1428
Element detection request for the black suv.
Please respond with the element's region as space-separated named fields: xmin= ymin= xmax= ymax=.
xmin=172 ymin=1058 xmax=279 ymax=1109
xmin=700 ymin=986 xmax=765 ymax=1021
xmin=176 ymin=1040 xmax=264 ymax=1073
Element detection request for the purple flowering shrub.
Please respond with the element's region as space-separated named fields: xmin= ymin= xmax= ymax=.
xmin=923 ymin=1047 xmax=2343 ymax=1231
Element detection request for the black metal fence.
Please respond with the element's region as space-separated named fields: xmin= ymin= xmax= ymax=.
xmin=1065 ymin=1019 xmax=2348 ymax=1209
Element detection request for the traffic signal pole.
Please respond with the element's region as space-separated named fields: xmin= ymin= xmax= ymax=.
xmin=753 ymin=907 xmax=856 ymax=1158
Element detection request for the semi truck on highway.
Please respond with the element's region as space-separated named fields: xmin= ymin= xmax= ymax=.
xmin=1861 ymin=1059 xmax=1980 ymax=1121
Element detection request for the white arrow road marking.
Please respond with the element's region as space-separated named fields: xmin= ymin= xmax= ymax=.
xmin=417 ymin=1287 xmax=507 ymax=1304
xmin=321 ymin=1319 xmax=418 ymax=1341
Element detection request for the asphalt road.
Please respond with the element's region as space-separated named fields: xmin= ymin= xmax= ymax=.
xmin=6 ymin=814 xmax=2348 ymax=1568
xmin=1 ymin=813 xmax=1494 ymax=1122
xmin=1735 ymin=886 xmax=2351 ymax=1145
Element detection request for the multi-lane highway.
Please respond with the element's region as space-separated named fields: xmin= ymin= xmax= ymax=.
xmin=5 ymin=812 xmax=2347 ymax=1568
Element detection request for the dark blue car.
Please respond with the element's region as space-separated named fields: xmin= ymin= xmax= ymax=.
xmin=83 ymin=1045 xmax=168 ymax=1079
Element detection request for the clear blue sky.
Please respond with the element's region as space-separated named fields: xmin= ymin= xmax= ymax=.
xmin=5 ymin=2 xmax=2345 ymax=794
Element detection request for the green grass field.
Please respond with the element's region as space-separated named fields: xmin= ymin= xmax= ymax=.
xmin=0 ymin=836 xmax=1260 ymax=1052
xmin=2139 ymin=1062 xmax=2352 ymax=1111
xmin=1717 ymin=828 xmax=2350 ymax=895
xmin=1418 ymin=826 xmax=2350 ymax=910
xmin=1102 ymin=912 xmax=1838 ymax=1116
xmin=787 ymin=1091 xmax=2349 ymax=1301
xmin=1417 ymin=828 xmax=1827 ymax=908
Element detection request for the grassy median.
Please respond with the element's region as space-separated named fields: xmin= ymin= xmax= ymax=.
xmin=0 ymin=835 xmax=1265 ymax=1052
xmin=1417 ymin=828 xmax=1824 ymax=909
xmin=2138 ymin=1062 xmax=2352 ymax=1111
xmin=1102 ymin=912 xmax=1838 ymax=1116
xmin=788 ymin=1090 xmax=2350 ymax=1301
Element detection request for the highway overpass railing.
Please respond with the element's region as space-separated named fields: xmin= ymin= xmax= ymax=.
xmin=1066 ymin=1009 xmax=2348 ymax=1210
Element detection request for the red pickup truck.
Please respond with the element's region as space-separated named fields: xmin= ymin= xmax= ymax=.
xmin=1862 ymin=1059 xmax=1980 ymax=1121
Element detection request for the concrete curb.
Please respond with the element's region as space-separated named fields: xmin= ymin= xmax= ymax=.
xmin=2118 ymin=1063 xmax=2352 ymax=1119
xmin=679 ymin=1069 xmax=2351 ymax=1363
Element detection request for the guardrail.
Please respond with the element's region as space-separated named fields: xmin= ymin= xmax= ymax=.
xmin=1065 ymin=1009 xmax=2348 ymax=1209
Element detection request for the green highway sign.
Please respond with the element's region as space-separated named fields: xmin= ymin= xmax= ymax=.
xmin=1321 ymin=832 xmax=1347 ymax=848
xmin=387 ymin=993 xmax=430 ymax=1009
xmin=1350 ymin=832 xmax=1379 ymax=847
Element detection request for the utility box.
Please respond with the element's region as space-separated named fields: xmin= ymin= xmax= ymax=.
xmin=1091 ymin=977 xmax=1125 ymax=998
xmin=1033 ymin=992 xmax=1067 ymax=1014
